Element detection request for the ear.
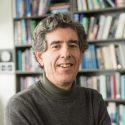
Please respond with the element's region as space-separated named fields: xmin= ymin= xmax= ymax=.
xmin=34 ymin=51 xmax=44 ymax=67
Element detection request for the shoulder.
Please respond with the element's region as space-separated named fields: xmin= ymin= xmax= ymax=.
xmin=75 ymin=86 xmax=111 ymax=125
xmin=5 ymin=81 xmax=43 ymax=124
xmin=76 ymin=86 xmax=104 ymax=103
xmin=76 ymin=86 xmax=101 ymax=97
xmin=6 ymin=81 xmax=41 ymax=110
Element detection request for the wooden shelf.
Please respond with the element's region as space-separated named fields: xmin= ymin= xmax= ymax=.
xmin=16 ymin=71 xmax=42 ymax=75
xmin=73 ymin=7 xmax=125 ymax=16
xmin=87 ymin=38 xmax=125 ymax=44
xmin=13 ymin=15 xmax=48 ymax=20
xmin=105 ymin=99 xmax=125 ymax=104
xmin=15 ymin=44 xmax=32 ymax=48
xmin=78 ymin=69 xmax=125 ymax=75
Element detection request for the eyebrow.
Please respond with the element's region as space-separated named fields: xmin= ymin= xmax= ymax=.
xmin=50 ymin=40 xmax=79 ymax=46
xmin=50 ymin=41 xmax=61 ymax=46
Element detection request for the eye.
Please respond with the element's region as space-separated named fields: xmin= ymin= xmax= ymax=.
xmin=69 ymin=43 xmax=79 ymax=48
xmin=51 ymin=44 xmax=60 ymax=49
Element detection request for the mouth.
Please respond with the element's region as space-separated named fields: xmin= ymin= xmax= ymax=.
xmin=58 ymin=63 xmax=73 ymax=68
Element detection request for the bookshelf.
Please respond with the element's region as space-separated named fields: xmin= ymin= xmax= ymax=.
xmin=73 ymin=1 xmax=125 ymax=124
xmin=13 ymin=0 xmax=125 ymax=124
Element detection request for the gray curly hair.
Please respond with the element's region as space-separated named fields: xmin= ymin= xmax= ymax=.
xmin=32 ymin=13 xmax=88 ymax=52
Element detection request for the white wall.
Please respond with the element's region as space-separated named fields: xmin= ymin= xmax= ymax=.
xmin=0 ymin=0 xmax=15 ymax=125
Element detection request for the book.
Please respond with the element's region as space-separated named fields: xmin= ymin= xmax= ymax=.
xmin=106 ymin=0 xmax=115 ymax=7
xmin=97 ymin=15 xmax=106 ymax=40
xmin=115 ymin=13 xmax=125 ymax=39
xmin=16 ymin=0 xmax=25 ymax=17
xmin=85 ymin=46 xmax=92 ymax=69
xmin=25 ymin=0 xmax=31 ymax=17
xmin=102 ymin=46 xmax=112 ymax=69
xmin=89 ymin=44 xmax=97 ymax=69
xmin=107 ymin=102 xmax=117 ymax=124
xmin=14 ymin=21 xmax=22 ymax=45
xmin=51 ymin=8 xmax=69 ymax=14
xmin=120 ymin=75 xmax=125 ymax=99
xmin=87 ymin=0 xmax=94 ymax=10
xmin=115 ymin=45 xmax=122 ymax=69
xmin=77 ymin=0 xmax=83 ymax=11
xmin=108 ymin=14 xmax=119 ymax=39
xmin=72 ymin=0 xmax=77 ymax=11
xmin=82 ymin=0 xmax=87 ymax=11
xmin=117 ymin=43 xmax=125 ymax=68
xmin=93 ymin=0 xmax=100 ymax=9
xmin=106 ymin=75 xmax=112 ymax=98
xmin=123 ymin=26 xmax=125 ymax=38
xmin=88 ymin=16 xmax=96 ymax=40
xmin=119 ymin=105 xmax=125 ymax=125
xmin=81 ymin=16 xmax=89 ymax=34
xmin=111 ymin=74 xmax=117 ymax=99
xmin=116 ymin=0 xmax=124 ymax=7
xmin=109 ymin=44 xmax=117 ymax=69
xmin=99 ymin=0 xmax=106 ymax=9
xmin=115 ymin=72 xmax=120 ymax=99
xmin=21 ymin=19 xmax=27 ymax=45
xmin=99 ymin=75 xmax=107 ymax=99
xmin=101 ymin=15 xmax=113 ymax=39
xmin=49 ymin=3 xmax=70 ymax=10
xmin=38 ymin=0 xmax=50 ymax=16
xmin=96 ymin=47 xmax=105 ymax=69
xmin=79 ymin=76 xmax=87 ymax=87
xmin=92 ymin=17 xmax=99 ymax=40
xmin=17 ymin=50 xmax=22 ymax=71
xmin=31 ymin=0 xmax=40 ymax=16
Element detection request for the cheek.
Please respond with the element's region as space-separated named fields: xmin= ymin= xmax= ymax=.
xmin=75 ymin=53 xmax=82 ymax=63
xmin=42 ymin=54 xmax=56 ymax=68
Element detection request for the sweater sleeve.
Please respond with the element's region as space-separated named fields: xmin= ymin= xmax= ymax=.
xmin=92 ymin=91 xmax=111 ymax=125
xmin=5 ymin=96 xmax=43 ymax=125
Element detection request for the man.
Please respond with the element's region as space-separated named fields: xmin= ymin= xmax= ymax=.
xmin=5 ymin=13 xmax=111 ymax=125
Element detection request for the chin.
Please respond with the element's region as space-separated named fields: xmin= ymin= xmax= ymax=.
xmin=56 ymin=74 xmax=76 ymax=83
xmin=60 ymin=78 xmax=74 ymax=84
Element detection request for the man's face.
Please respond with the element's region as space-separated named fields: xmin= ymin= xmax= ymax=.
xmin=36 ymin=27 xmax=82 ymax=89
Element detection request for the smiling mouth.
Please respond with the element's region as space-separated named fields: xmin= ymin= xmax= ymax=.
xmin=58 ymin=63 xmax=73 ymax=68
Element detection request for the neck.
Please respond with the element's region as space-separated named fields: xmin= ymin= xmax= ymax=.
xmin=41 ymin=72 xmax=75 ymax=94
xmin=54 ymin=81 xmax=73 ymax=91
xmin=44 ymin=73 xmax=74 ymax=91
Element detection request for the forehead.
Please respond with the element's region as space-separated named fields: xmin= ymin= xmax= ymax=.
xmin=45 ymin=27 xmax=78 ymax=44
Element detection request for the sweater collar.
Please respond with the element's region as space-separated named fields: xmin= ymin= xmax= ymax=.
xmin=40 ymin=72 xmax=76 ymax=99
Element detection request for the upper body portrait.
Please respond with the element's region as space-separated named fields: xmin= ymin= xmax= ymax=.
xmin=5 ymin=13 xmax=111 ymax=125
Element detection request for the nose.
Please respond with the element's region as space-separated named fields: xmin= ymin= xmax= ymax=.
xmin=60 ymin=44 xmax=71 ymax=59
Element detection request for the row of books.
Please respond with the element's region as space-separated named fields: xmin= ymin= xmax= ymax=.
xmin=74 ymin=13 xmax=125 ymax=40
xmin=81 ymin=44 xmax=97 ymax=69
xmin=14 ymin=19 xmax=38 ymax=45
xmin=49 ymin=2 xmax=70 ymax=14
xmin=17 ymin=48 xmax=41 ymax=72
xmin=13 ymin=0 xmax=51 ymax=17
xmin=107 ymin=102 xmax=125 ymax=125
xmin=13 ymin=0 xmax=70 ymax=17
xmin=78 ymin=72 xmax=125 ymax=100
xmin=15 ymin=12 xmax=125 ymax=45
xmin=75 ymin=0 xmax=125 ymax=11
xmin=20 ymin=76 xmax=40 ymax=90
xmin=80 ymin=43 xmax=125 ymax=70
